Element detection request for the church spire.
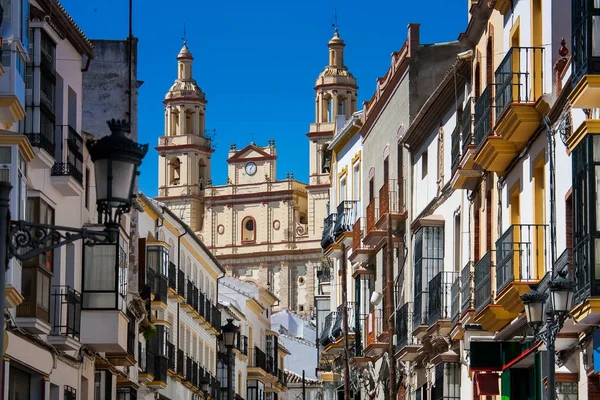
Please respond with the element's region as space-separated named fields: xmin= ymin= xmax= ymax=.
xmin=327 ymin=28 xmax=346 ymax=68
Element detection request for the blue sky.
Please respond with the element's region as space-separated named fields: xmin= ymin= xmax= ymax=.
xmin=60 ymin=0 xmax=467 ymax=197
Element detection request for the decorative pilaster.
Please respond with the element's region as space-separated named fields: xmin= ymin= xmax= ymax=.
xmin=279 ymin=261 xmax=290 ymax=310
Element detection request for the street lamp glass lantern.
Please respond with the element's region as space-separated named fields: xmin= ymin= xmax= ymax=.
xmin=86 ymin=119 xmax=148 ymax=227
xmin=521 ymin=286 xmax=548 ymax=327
xmin=549 ymin=270 xmax=575 ymax=314
xmin=221 ymin=318 xmax=239 ymax=348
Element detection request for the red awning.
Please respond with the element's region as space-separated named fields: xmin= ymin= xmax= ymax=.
xmin=475 ymin=372 xmax=500 ymax=396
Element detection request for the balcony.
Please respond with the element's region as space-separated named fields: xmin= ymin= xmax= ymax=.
xmin=473 ymin=251 xmax=512 ymax=332
xmin=495 ymin=224 xmax=548 ymax=313
xmin=349 ymin=218 xmax=375 ymax=264
xmin=168 ymin=262 xmax=177 ymax=293
xmin=248 ymin=347 xmax=271 ymax=382
xmin=427 ymin=271 xmax=458 ymax=335
xmin=333 ymin=200 xmax=359 ymax=243
xmin=451 ymin=123 xmax=461 ymax=174
xmin=146 ymin=355 xmax=168 ymax=389
xmin=395 ymin=302 xmax=419 ymax=361
xmin=460 ymin=261 xmax=474 ymax=315
xmin=319 ymin=311 xmax=336 ymax=347
xmin=412 ymin=291 xmax=428 ymax=338
xmin=331 ymin=302 xmax=357 ymax=340
xmin=50 ymin=162 xmax=83 ymax=196
xmin=25 ymin=133 xmax=55 ymax=169
xmin=177 ymin=269 xmax=185 ymax=299
xmin=474 ymin=86 xmax=493 ymax=152
xmin=363 ymin=197 xmax=384 ymax=245
xmin=363 ymin=309 xmax=386 ymax=357
xmin=450 ymin=275 xmax=460 ymax=324
xmin=80 ymin=309 xmax=129 ymax=353
xmin=47 ymin=286 xmax=81 ymax=351
xmin=377 ymin=179 xmax=407 ymax=231
xmin=182 ymin=279 xmax=196 ymax=313
xmin=236 ymin=333 xmax=248 ymax=356
xmin=320 ymin=213 xmax=337 ymax=250
xmin=139 ymin=346 xmax=153 ymax=382
xmin=167 ymin=342 xmax=176 ymax=373
xmin=16 ymin=265 xmax=52 ymax=334
xmin=149 ymin=271 xmax=169 ymax=311
xmin=494 ymin=47 xmax=546 ymax=149
xmin=157 ymin=133 xmax=212 ymax=151
xmin=452 ymin=98 xmax=483 ymax=190
xmin=176 ymin=349 xmax=185 ymax=377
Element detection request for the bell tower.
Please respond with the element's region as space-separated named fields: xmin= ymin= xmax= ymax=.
xmin=306 ymin=29 xmax=358 ymax=237
xmin=156 ymin=42 xmax=212 ymax=231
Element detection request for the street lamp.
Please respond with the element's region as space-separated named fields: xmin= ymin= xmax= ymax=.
xmin=521 ymin=270 xmax=574 ymax=400
xmin=0 ymin=119 xmax=147 ymax=375
xmin=219 ymin=319 xmax=239 ymax=400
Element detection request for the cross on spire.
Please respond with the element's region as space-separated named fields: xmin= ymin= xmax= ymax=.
xmin=182 ymin=22 xmax=187 ymax=44
xmin=332 ymin=8 xmax=339 ymax=32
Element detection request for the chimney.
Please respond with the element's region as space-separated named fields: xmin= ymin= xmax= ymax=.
xmin=407 ymin=23 xmax=421 ymax=58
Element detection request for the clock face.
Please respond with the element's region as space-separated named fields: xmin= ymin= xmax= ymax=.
xmin=245 ymin=162 xmax=257 ymax=176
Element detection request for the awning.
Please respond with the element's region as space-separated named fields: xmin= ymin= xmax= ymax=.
xmin=475 ymin=372 xmax=500 ymax=396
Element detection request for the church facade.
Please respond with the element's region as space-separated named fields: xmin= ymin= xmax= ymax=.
xmin=155 ymin=31 xmax=357 ymax=313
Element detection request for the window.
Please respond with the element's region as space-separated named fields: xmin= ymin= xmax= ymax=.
xmin=24 ymin=197 xmax=54 ymax=270
xmin=338 ymin=99 xmax=345 ymax=116
xmin=340 ymin=175 xmax=347 ymax=202
xmin=556 ymin=382 xmax=578 ymax=399
xmin=383 ymin=157 xmax=389 ymax=183
xmin=413 ymin=226 xmax=444 ymax=326
xmin=572 ymin=0 xmax=600 ymax=84
xmin=242 ymin=217 xmax=256 ymax=242
xmin=432 ymin=363 xmax=460 ymax=400
xmin=353 ymin=163 xmax=360 ymax=201
xmin=169 ymin=157 xmax=181 ymax=185
xmin=422 ymin=150 xmax=428 ymax=178
xmin=9 ymin=367 xmax=31 ymax=400
xmin=368 ymin=177 xmax=374 ymax=202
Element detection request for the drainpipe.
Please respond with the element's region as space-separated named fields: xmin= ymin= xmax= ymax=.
xmin=387 ymin=213 xmax=397 ymax=399
xmin=177 ymin=229 xmax=187 ymax=352
xmin=543 ymin=116 xmax=558 ymax=265
xmin=341 ymin=243 xmax=351 ymax=400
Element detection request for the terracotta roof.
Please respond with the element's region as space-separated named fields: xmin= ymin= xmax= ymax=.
xmin=284 ymin=370 xmax=321 ymax=386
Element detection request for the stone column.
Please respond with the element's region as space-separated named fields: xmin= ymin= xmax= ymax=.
xmin=279 ymin=261 xmax=289 ymax=310
xmin=43 ymin=376 xmax=50 ymax=400
xmin=305 ymin=261 xmax=316 ymax=310
xmin=179 ymin=105 xmax=187 ymax=135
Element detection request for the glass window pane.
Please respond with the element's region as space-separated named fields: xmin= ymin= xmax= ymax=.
xmin=84 ymin=244 xmax=116 ymax=291
xmin=594 ymin=16 xmax=600 ymax=56
xmin=0 ymin=147 xmax=11 ymax=163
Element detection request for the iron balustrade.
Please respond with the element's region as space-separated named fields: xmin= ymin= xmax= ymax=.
xmin=49 ymin=285 xmax=81 ymax=339
xmin=192 ymin=286 xmax=199 ymax=313
xmin=154 ymin=355 xmax=168 ymax=384
xmin=334 ymin=200 xmax=359 ymax=238
xmin=154 ymin=272 xmax=169 ymax=304
xmin=177 ymin=349 xmax=184 ymax=376
xmin=51 ymin=162 xmax=83 ymax=185
xmin=167 ymin=342 xmax=176 ymax=371
xmin=494 ymin=47 xmax=544 ymax=122
xmin=146 ymin=348 xmax=155 ymax=377
xmin=451 ymin=124 xmax=461 ymax=173
xmin=474 ymin=251 xmax=493 ymax=313
xmin=127 ymin=315 xmax=136 ymax=356
xmin=204 ymin=298 xmax=212 ymax=325
xmin=212 ymin=306 xmax=221 ymax=330
xmin=461 ymin=97 xmax=473 ymax=154
xmin=168 ymin=261 xmax=176 ymax=290
xmin=320 ymin=213 xmax=337 ymax=249
xmin=199 ymin=366 xmax=210 ymax=384
xmin=451 ymin=275 xmax=460 ymax=323
xmin=331 ymin=302 xmax=357 ymax=339
xmin=177 ymin=269 xmax=185 ymax=298
xmin=192 ymin=361 xmax=199 ymax=388
xmin=428 ymin=271 xmax=458 ymax=325
xmin=460 ymin=261 xmax=474 ymax=314
xmin=316 ymin=261 xmax=332 ymax=283
xmin=366 ymin=198 xmax=379 ymax=233
xmin=249 ymin=347 xmax=267 ymax=371
xmin=319 ymin=311 xmax=336 ymax=346
xmin=474 ymin=85 xmax=493 ymax=151
xmin=186 ymin=280 xmax=195 ymax=307
xmin=413 ymin=291 xmax=428 ymax=329
xmin=396 ymin=302 xmax=414 ymax=349
xmin=495 ymin=224 xmax=548 ymax=294
xmin=25 ymin=133 xmax=55 ymax=156
xmin=380 ymin=178 xmax=406 ymax=216
xmin=185 ymin=356 xmax=193 ymax=382
xmin=554 ymin=247 xmax=572 ymax=280
xmin=365 ymin=309 xmax=383 ymax=347
xmin=199 ymin=291 xmax=205 ymax=318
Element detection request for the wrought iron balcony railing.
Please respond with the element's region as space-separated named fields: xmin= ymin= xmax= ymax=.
xmin=366 ymin=198 xmax=379 ymax=233
xmin=365 ymin=309 xmax=383 ymax=347
xmin=185 ymin=356 xmax=193 ymax=382
xmin=379 ymin=178 xmax=406 ymax=217
xmin=413 ymin=291 xmax=428 ymax=329
xmin=554 ymin=248 xmax=572 ymax=280
xmin=451 ymin=124 xmax=461 ymax=173
xmin=474 ymin=251 xmax=494 ymax=313
xmin=176 ymin=348 xmax=184 ymax=376
xmin=147 ymin=268 xmax=168 ymax=304
xmin=204 ymin=298 xmax=212 ymax=325
xmin=316 ymin=260 xmax=332 ymax=284
xmin=460 ymin=261 xmax=474 ymax=314
xmin=186 ymin=279 xmax=195 ymax=306
xmin=177 ymin=269 xmax=185 ymax=298
xmin=167 ymin=342 xmax=176 ymax=371
xmin=212 ymin=305 xmax=221 ymax=330
xmin=428 ymin=271 xmax=458 ymax=326
xmin=334 ymin=200 xmax=359 ymax=238
xmin=331 ymin=302 xmax=357 ymax=339
xmin=26 ymin=133 xmax=55 ymax=157
xmin=249 ymin=347 xmax=267 ymax=371
xmin=396 ymin=302 xmax=414 ymax=349
xmin=319 ymin=311 xmax=336 ymax=346
xmin=51 ymin=162 xmax=83 ymax=185
xmin=474 ymin=85 xmax=493 ymax=151
xmin=199 ymin=291 xmax=205 ymax=318
xmin=320 ymin=213 xmax=337 ymax=249
xmin=168 ymin=261 xmax=177 ymax=290
xmin=50 ymin=285 xmax=81 ymax=339
xmin=451 ymin=275 xmax=460 ymax=323
xmin=494 ymin=47 xmax=544 ymax=122
xmin=461 ymin=97 xmax=473 ymax=154
xmin=495 ymin=224 xmax=548 ymax=294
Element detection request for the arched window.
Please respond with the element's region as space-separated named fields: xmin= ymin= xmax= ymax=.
xmin=242 ymin=216 xmax=256 ymax=242
xmin=169 ymin=158 xmax=181 ymax=185
xmin=198 ymin=159 xmax=206 ymax=189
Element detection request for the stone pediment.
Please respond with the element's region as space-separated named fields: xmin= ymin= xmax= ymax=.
xmin=227 ymin=143 xmax=277 ymax=163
